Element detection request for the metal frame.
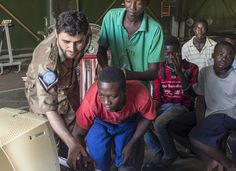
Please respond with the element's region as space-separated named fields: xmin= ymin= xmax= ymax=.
xmin=0 ymin=24 xmax=21 ymax=75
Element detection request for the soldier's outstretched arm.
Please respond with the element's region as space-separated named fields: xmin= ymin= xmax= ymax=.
xmin=46 ymin=111 xmax=87 ymax=170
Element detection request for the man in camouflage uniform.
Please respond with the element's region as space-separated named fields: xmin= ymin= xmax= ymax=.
xmin=25 ymin=11 xmax=91 ymax=170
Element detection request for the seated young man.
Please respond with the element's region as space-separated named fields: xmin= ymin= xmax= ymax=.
xmin=168 ymin=37 xmax=236 ymax=158
xmin=189 ymin=41 xmax=236 ymax=171
xmin=73 ymin=67 xmax=156 ymax=171
xmin=144 ymin=36 xmax=198 ymax=167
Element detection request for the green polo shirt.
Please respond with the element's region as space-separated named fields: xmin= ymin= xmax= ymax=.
xmin=98 ymin=8 xmax=164 ymax=72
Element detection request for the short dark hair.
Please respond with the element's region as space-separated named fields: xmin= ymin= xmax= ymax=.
xmin=214 ymin=41 xmax=234 ymax=56
xmin=56 ymin=10 xmax=89 ymax=36
xmin=194 ymin=18 xmax=208 ymax=31
xmin=98 ymin=67 xmax=126 ymax=90
xmin=164 ymin=36 xmax=180 ymax=48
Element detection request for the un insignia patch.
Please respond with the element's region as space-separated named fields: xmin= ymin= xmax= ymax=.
xmin=38 ymin=71 xmax=58 ymax=91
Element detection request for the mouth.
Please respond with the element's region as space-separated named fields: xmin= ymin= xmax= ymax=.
xmin=105 ymin=105 xmax=112 ymax=110
xmin=218 ymin=62 xmax=228 ymax=68
xmin=196 ymin=35 xmax=204 ymax=38
xmin=127 ymin=11 xmax=136 ymax=16
xmin=106 ymin=105 xmax=117 ymax=112
xmin=66 ymin=51 xmax=78 ymax=57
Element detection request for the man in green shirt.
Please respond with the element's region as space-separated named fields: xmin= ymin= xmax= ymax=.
xmin=97 ymin=0 xmax=164 ymax=87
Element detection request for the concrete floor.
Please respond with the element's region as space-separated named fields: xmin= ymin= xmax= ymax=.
xmin=142 ymin=147 xmax=204 ymax=171
xmin=0 ymin=61 xmax=208 ymax=171
xmin=143 ymin=158 xmax=203 ymax=171
xmin=0 ymin=62 xmax=28 ymax=109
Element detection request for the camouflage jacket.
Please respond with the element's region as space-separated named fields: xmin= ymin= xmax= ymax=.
xmin=25 ymin=32 xmax=82 ymax=115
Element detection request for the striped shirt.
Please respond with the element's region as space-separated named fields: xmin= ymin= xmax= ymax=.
xmin=181 ymin=37 xmax=216 ymax=70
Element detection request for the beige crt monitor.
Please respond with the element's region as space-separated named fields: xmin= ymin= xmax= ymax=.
xmin=0 ymin=108 xmax=60 ymax=171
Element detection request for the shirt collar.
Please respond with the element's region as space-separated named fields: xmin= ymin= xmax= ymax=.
xmin=190 ymin=36 xmax=214 ymax=47
xmin=118 ymin=8 xmax=126 ymax=26
xmin=139 ymin=13 xmax=148 ymax=31
xmin=205 ymin=37 xmax=215 ymax=46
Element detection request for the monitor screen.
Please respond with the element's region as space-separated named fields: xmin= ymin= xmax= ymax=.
xmin=0 ymin=108 xmax=60 ymax=171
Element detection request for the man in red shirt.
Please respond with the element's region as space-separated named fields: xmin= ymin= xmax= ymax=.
xmin=73 ymin=67 xmax=156 ymax=171
xmin=144 ymin=36 xmax=198 ymax=167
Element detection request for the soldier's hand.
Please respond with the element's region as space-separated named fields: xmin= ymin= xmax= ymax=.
xmin=67 ymin=140 xmax=88 ymax=170
xmin=77 ymin=155 xmax=95 ymax=170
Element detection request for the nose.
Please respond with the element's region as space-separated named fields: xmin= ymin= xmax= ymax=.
xmin=165 ymin=52 xmax=174 ymax=59
xmin=68 ymin=43 xmax=76 ymax=52
xmin=104 ymin=97 xmax=112 ymax=105
xmin=198 ymin=27 xmax=205 ymax=34
xmin=130 ymin=2 xmax=136 ymax=10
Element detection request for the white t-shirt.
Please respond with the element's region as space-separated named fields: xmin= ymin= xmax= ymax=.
xmin=194 ymin=66 xmax=236 ymax=119
xmin=232 ymin=59 xmax=236 ymax=69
